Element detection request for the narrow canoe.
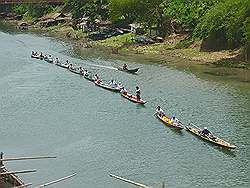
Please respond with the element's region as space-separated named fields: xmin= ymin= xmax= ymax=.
xmin=84 ymin=74 xmax=95 ymax=82
xmin=69 ymin=69 xmax=83 ymax=75
xmin=44 ymin=57 xmax=53 ymax=63
xmin=118 ymin=67 xmax=139 ymax=74
xmin=185 ymin=125 xmax=236 ymax=149
xmin=95 ymin=81 xmax=121 ymax=92
xmin=121 ymin=92 xmax=146 ymax=104
xmin=56 ymin=63 xmax=69 ymax=69
xmin=31 ymin=54 xmax=43 ymax=60
xmin=156 ymin=114 xmax=183 ymax=129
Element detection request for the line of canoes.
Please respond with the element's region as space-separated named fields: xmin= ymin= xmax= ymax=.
xmin=31 ymin=53 xmax=236 ymax=149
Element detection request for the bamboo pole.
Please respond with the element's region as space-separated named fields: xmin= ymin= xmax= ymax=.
xmin=0 ymin=156 xmax=56 ymax=162
xmin=36 ymin=173 xmax=77 ymax=187
xmin=110 ymin=174 xmax=149 ymax=188
xmin=13 ymin=183 xmax=32 ymax=188
xmin=0 ymin=169 xmax=36 ymax=176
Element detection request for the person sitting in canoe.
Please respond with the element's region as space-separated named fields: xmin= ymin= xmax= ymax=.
xmin=201 ymin=127 xmax=212 ymax=137
xmin=155 ymin=106 xmax=165 ymax=117
xmin=94 ymin=74 xmax=101 ymax=83
xmin=79 ymin=67 xmax=84 ymax=75
xmin=170 ymin=116 xmax=178 ymax=124
xmin=31 ymin=51 xmax=35 ymax=56
xmin=109 ymin=80 xmax=118 ymax=88
xmin=69 ymin=63 xmax=74 ymax=70
xmin=83 ymin=69 xmax=89 ymax=76
xmin=54 ymin=57 xmax=60 ymax=64
xmin=120 ymin=87 xmax=128 ymax=95
xmin=123 ymin=64 xmax=128 ymax=70
xmin=40 ymin=52 xmax=44 ymax=58
xmin=135 ymin=86 xmax=141 ymax=100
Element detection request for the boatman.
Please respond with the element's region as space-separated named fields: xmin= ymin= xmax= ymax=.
xmin=155 ymin=106 xmax=165 ymax=117
xmin=123 ymin=64 xmax=128 ymax=70
xmin=135 ymin=86 xmax=141 ymax=101
xmin=201 ymin=127 xmax=212 ymax=137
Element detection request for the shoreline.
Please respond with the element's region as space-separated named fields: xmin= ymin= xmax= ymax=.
xmin=1 ymin=19 xmax=250 ymax=85
xmin=2 ymin=19 xmax=249 ymax=68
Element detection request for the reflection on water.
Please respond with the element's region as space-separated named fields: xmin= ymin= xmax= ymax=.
xmin=0 ymin=25 xmax=249 ymax=188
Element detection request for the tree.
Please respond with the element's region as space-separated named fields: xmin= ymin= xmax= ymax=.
xmin=193 ymin=0 xmax=250 ymax=49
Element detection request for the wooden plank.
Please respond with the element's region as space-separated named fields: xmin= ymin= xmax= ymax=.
xmin=14 ymin=183 xmax=32 ymax=188
xmin=0 ymin=156 xmax=56 ymax=162
xmin=0 ymin=169 xmax=36 ymax=176
xmin=110 ymin=174 xmax=149 ymax=188
xmin=36 ymin=173 xmax=77 ymax=187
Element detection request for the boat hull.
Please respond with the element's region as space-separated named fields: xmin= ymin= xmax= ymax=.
xmin=121 ymin=92 xmax=146 ymax=104
xmin=156 ymin=114 xmax=183 ymax=129
xmin=95 ymin=81 xmax=121 ymax=92
xmin=118 ymin=67 xmax=139 ymax=74
xmin=186 ymin=125 xmax=236 ymax=149
xmin=56 ymin=63 xmax=69 ymax=69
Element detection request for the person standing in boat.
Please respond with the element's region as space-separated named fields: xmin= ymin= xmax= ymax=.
xmin=155 ymin=106 xmax=165 ymax=117
xmin=135 ymin=86 xmax=141 ymax=100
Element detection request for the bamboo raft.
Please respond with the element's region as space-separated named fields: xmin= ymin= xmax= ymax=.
xmin=0 ymin=152 xmax=76 ymax=188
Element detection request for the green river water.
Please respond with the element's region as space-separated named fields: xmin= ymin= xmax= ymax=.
xmin=0 ymin=24 xmax=249 ymax=188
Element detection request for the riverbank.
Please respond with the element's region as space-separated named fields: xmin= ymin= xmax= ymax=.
xmin=1 ymin=18 xmax=249 ymax=72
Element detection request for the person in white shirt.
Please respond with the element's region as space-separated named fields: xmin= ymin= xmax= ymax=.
xmin=155 ymin=106 xmax=165 ymax=117
xmin=120 ymin=87 xmax=128 ymax=95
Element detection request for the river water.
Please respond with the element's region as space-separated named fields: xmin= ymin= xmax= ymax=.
xmin=0 ymin=25 xmax=249 ymax=188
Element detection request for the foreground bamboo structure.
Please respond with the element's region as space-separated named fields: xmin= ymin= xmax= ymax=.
xmin=0 ymin=152 xmax=78 ymax=188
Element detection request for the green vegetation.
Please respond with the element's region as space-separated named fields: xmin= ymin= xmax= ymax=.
xmin=6 ymin=0 xmax=249 ymax=62
xmin=193 ymin=0 xmax=250 ymax=49
xmin=13 ymin=4 xmax=56 ymax=18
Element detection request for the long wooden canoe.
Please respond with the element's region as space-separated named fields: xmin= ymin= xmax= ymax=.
xmin=118 ymin=67 xmax=139 ymax=74
xmin=95 ymin=81 xmax=121 ymax=92
xmin=56 ymin=63 xmax=69 ymax=69
xmin=31 ymin=54 xmax=43 ymax=60
xmin=185 ymin=124 xmax=236 ymax=149
xmin=69 ymin=69 xmax=83 ymax=75
xmin=121 ymin=92 xmax=146 ymax=104
xmin=156 ymin=114 xmax=183 ymax=129
xmin=44 ymin=57 xmax=53 ymax=63
xmin=84 ymin=74 xmax=95 ymax=82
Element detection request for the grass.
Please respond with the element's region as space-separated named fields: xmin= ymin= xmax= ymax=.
xmin=96 ymin=33 xmax=135 ymax=48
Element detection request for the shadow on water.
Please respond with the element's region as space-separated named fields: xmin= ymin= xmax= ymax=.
xmin=213 ymin=146 xmax=237 ymax=157
xmin=168 ymin=128 xmax=184 ymax=136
